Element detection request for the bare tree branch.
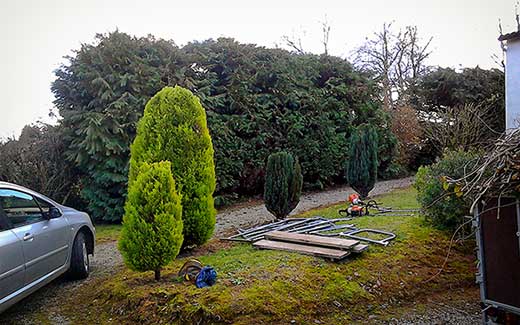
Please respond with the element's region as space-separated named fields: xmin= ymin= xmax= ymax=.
xmin=320 ymin=17 xmax=331 ymax=55
xmin=352 ymin=23 xmax=432 ymax=110
xmin=421 ymin=103 xmax=498 ymax=154
xmin=282 ymin=31 xmax=306 ymax=55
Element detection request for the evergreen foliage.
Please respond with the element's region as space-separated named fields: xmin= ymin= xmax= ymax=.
xmin=264 ymin=152 xmax=303 ymax=219
xmin=183 ymin=39 xmax=397 ymax=198
xmin=51 ymin=32 xmax=397 ymax=221
xmin=51 ymin=31 xmax=179 ymax=222
xmin=129 ymin=86 xmax=216 ymax=247
xmin=118 ymin=161 xmax=183 ymax=280
xmin=414 ymin=67 xmax=505 ymax=139
xmin=346 ymin=124 xmax=379 ymax=198
xmin=407 ymin=67 xmax=504 ymax=167
xmin=414 ymin=150 xmax=481 ymax=231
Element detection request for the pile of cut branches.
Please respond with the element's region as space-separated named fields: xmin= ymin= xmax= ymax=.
xmin=446 ymin=129 xmax=520 ymax=208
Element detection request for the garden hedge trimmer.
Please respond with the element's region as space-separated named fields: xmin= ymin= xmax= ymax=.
xmin=338 ymin=193 xmax=419 ymax=217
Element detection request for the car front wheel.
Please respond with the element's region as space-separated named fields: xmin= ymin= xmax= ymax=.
xmin=68 ymin=232 xmax=90 ymax=280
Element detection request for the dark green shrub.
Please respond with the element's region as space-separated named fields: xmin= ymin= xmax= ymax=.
xmin=52 ymin=31 xmax=178 ymax=222
xmin=52 ymin=33 xmax=398 ymax=218
xmin=264 ymin=152 xmax=303 ymax=219
xmin=193 ymin=41 xmax=397 ymax=197
xmin=119 ymin=161 xmax=183 ymax=280
xmin=346 ymin=124 xmax=379 ymax=198
xmin=129 ymin=86 xmax=216 ymax=247
xmin=414 ymin=150 xmax=481 ymax=231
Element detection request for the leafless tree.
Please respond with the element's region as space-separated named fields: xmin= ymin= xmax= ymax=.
xmin=494 ymin=19 xmax=507 ymax=71
xmin=282 ymin=18 xmax=332 ymax=56
xmin=353 ymin=23 xmax=432 ymax=110
xmin=494 ymin=3 xmax=520 ymax=71
xmin=320 ymin=17 xmax=331 ymax=55
xmin=354 ymin=23 xmax=398 ymax=110
xmin=517 ymin=1 xmax=520 ymax=30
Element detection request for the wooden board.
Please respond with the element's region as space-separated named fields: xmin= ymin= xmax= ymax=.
xmin=264 ymin=231 xmax=359 ymax=250
xmin=352 ymin=244 xmax=369 ymax=253
xmin=253 ymin=239 xmax=351 ymax=260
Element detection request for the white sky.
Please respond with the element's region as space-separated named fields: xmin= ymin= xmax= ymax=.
xmin=0 ymin=0 xmax=517 ymax=139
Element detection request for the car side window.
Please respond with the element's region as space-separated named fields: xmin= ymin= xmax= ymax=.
xmin=0 ymin=189 xmax=45 ymax=228
xmin=35 ymin=197 xmax=52 ymax=218
xmin=0 ymin=204 xmax=9 ymax=231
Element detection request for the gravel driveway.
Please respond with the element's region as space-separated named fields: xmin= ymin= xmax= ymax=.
xmin=0 ymin=241 xmax=123 ymax=324
xmin=386 ymin=299 xmax=481 ymax=324
xmin=0 ymin=177 xmax=479 ymax=324
xmin=214 ymin=177 xmax=414 ymax=236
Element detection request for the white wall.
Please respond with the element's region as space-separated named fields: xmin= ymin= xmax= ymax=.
xmin=506 ymin=39 xmax=520 ymax=130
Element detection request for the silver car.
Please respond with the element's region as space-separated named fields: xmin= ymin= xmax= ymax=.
xmin=0 ymin=181 xmax=95 ymax=313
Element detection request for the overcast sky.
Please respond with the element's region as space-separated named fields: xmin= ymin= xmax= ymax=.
xmin=0 ymin=0 xmax=517 ymax=139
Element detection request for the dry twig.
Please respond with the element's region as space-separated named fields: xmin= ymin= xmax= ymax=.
xmin=446 ymin=129 xmax=520 ymax=209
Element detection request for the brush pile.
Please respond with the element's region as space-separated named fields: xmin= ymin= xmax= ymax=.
xmin=447 ymin=129 xmax=520 ymax=206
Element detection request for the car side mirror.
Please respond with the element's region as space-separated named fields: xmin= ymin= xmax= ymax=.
xmin=49 ymin=207 xmax=62 ymax=219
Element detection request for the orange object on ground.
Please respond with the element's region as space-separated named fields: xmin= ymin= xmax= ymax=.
xmin=348 ymin=193 xmax=361 ymax=204
xmin=348 ymin=205 xmax=365 ymax=216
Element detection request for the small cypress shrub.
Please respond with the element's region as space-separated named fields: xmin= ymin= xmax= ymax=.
xmin=264 ymin=151 xmax=303 ymax=219
xmin=346 ymin=124 xmax=379 ymax=198
xmin=129 ymin=86 xmax=216 ymax=247
xmin=119 ymin=161 xmax=183 ymax=280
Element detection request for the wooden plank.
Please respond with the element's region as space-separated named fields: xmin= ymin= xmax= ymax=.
xmin=264 ymin=231 xmax=359 ymax=250
xmin=352 ymin=244 xmax=369 ymax=253
xmin=253 ymin=239 xmax=351 ymax=260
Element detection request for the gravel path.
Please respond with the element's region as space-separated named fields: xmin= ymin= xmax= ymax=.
xmin=214 ymin=177 xmax=414 ymax=236
xmin=386 ymin=299 xmax=481 ymax=324
xmin=0 ymin=241 xmax=122 ymax=324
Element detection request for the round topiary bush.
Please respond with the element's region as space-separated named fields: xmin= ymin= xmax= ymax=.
xmin=129 ymin=86 xmax=216 ymax=248
xmin=119 ymin=161 xmax=183 ymax=280
xmin=346 ymin=124 xmax=379 ymax=199
xmin=264 ymin=151 xmax=303 ymax=220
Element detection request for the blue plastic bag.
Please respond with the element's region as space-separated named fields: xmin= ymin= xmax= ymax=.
xmin=195 ymin=266 xmax=217 ymax=288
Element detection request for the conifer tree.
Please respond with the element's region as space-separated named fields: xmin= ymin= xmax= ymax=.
xmin=264 ymin=152 xmax=303 ymax=219
xmin=129 ymin=86 xmax=216 ymax=247
xmin=119 ymin=161 xmax=183 ymax=280
xmin=346 ymin=124 xmax=379 ymax=198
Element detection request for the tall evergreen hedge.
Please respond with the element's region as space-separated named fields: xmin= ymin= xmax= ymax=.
xmin=52 ymin=31 xmax=178 ymax=222
xmin=346 ymin=124 xmax=379 ymax=198
xmin=119 ymin=161 xmax=183 ymax=280
xmin=129 ymin=86 xmax=216 ymax=247
xmin=264 ymin=152 xmax=303 ymax=219
xmin=52 ymin=33 xmax=397 ymax=221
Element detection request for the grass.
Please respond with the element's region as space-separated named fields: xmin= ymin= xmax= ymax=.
xmin=94 ymin=223 xmax=122 ymax=243
xmin=94 ymin=187 xmax=418 ymax=244
xmin=64 ymin=187 xmax=477 ymax=324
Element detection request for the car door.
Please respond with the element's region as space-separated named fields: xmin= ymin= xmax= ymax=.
xmin=0 ymin=189 xmax=70 ymax=286
xmin=0 ymin=206 xmax=25 ymax=301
